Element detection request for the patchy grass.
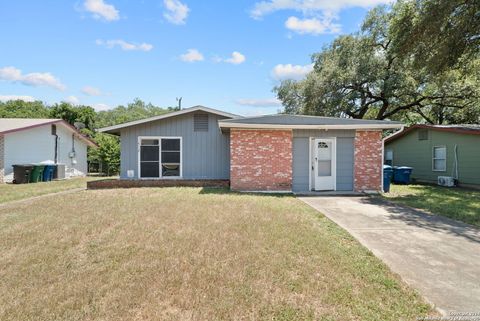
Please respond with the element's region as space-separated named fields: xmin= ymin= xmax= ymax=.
xmin=0 ymin=188 xmax=433 ymax=321
xmin=383 ymin=184 xmax=480 ymax=227
xmin=0 ymin=177 xmax=106 ymax=204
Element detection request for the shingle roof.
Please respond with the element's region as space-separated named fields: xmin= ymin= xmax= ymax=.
xmin=219 ymin=114 xmax=403 ymax=129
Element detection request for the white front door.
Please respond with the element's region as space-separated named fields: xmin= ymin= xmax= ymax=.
xmin=313 ymin=138 xmax=336 ymax=191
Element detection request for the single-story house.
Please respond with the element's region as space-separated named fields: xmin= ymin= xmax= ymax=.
xmin=99 ymin=106 xmax=403 ymax=193
xmin=384 ymin=124 xmax=480 ymax=188
xmin=0 ymin=118 xmax=97 ymax=183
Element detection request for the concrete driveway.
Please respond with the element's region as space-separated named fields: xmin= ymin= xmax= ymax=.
xmin=299 ymin=196 xmax=480 ymax=315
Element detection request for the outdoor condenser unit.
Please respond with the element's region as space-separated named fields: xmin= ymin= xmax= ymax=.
xmin=438 ymin=176 xmax=455 ymax=187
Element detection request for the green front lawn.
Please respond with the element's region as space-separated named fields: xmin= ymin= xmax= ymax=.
xmin=0 ymin=187 xmax=433 ymax=320
xmin=0 ymin=177 xmax=105 ymax=204
xmin=383 ymin=184 xmax=480 ymax=227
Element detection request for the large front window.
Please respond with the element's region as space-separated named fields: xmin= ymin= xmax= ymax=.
xmin=139 ymin=137 xmax=182 ymax=178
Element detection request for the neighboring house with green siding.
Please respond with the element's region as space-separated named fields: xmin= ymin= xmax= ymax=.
xmin=384 ymin=125 xmax=480 ymax=188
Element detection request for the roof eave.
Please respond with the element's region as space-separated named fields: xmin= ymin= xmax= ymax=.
xmin=218 ymin=123 xmax=403 ymax=130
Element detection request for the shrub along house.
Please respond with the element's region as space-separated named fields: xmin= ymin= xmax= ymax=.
xmin=99 ymin=105 xmax=402 ymax=193
xmin=384 ymin=124 xmax=480 ymax=188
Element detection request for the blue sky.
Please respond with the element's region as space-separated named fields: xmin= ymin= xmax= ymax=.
xmin=0 ymin=0 xmax=388 ymax=115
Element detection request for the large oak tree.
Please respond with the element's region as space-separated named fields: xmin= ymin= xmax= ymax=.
xmin=275 ymin=4 xmax=479 ymax=124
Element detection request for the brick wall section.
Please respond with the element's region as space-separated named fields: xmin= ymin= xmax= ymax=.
xmin=0 ymin=135 xmax=4 ymax=183
xmin=230 ymin=129 xmax=292 ymax=191
xmin=354 ymin=130 xmax=383 ymax=192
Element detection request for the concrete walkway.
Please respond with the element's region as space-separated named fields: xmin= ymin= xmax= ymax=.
xmin=299 ymin=196 xmax=480 ymax=315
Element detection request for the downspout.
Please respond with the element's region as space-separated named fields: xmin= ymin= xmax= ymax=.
xmin=382 ymin=125 xmax=404 ymax=192
xmin=52 ymin=125 xmax=58 ymax=164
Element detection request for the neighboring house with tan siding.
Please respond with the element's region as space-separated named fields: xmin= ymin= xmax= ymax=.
xmin=385 ymin=124 xmax=480 ymax=188
xmin=99 ymin=105 xmax=402 ymax=193
xmin=0 ymin=118 xmax=97 ymax=183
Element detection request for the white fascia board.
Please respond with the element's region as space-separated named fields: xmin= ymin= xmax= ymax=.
xmin=218 ymin=122 xmax=404 ymax=130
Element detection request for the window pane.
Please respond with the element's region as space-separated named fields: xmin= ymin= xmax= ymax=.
xmin=434 ymin=159 xmax=446 ymax=171
xmin=434 ymin=147 xmax=446 ymax=159
xmin=141 ymin=162 xmax=159 ymax=177
xmin=162 ymin=151 xmax=180 ymax=163
xmin=385 ymin=150 xmax=393 ymax=161
xmin=317 ymin=160 xmax=331 ymax=176
xmin=141 ymin=146 xmax=159 ymax=161
xmin=162 ymin=164 xmax=180 ymax=176
xmin=162 ymin=139 xmax=180 ymax=151
xmin=141 ymin=139 xmax=159 ymax=146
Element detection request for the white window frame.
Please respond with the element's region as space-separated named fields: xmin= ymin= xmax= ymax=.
xmin=432 ymin=145 xmax=446 ymax=172
xmin=138 ymin=136 xmax=183 ymax=179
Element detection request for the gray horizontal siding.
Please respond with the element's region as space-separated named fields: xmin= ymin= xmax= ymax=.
xmin=120 ymin=112 xmax=230 ymax=179
xmin=292 ymin=129 xmax=354 ymax=192
xmin=292 ymin=138 xmax=310 ymax=192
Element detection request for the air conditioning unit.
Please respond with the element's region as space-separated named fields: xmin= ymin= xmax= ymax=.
xmin=438 ymin=176 xmax=455 ymax=187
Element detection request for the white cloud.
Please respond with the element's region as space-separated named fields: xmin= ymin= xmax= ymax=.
xmin=225 ymin=51 xmax=246 ymax=65
xmin=271 ymin=63 xmax=314 ymax=81
xmin=0 ymin=66 xmax=66 ymax=91
xmin=285 ymin=16 xmax=340 ymax=35
xmin=236 ymin=98 xmax=282 ymax=107
xmin=64 ymin=96 xmax=80 ymax=105
xmin=82 ymin=86 xmax=102 ymax=96
xmin=251 ymin=0 xmax=389 ymax=35
xmin=0 ymin=95 xmax=36 ymax=102
xmin=83 ymin=0 xmax=119 ymax=21
xmin=92 ymin=103 xmax=111 ymax=111
xmin=251 ymin=0 xmax=390 ymax=18
xmin=96 ymin=39 xmax=153 ymax=52
xmin=180 ymin=49 xmax=204 ymax=62
xmin=163 ymin=0 xmax=189 ymax=25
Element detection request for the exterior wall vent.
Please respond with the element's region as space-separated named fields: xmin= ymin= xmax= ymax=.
xmin=194 ymin=113 xmax=209 ymax=132
xmin=418 ymin=129 xmax=428 ymax=140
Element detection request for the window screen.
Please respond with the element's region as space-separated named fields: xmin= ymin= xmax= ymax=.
xmin=385 ymin=150 xmax=393 ymax=166
xmin=194 ymin=113 xmax=209 ymax=132
xmin=139 ymin=139 xmax=160 ymax=178
xmin=418 ymin=129 xmax=429 ymax=140
xmin=139 ymin=138 xmax=181 ymax=178
xmin=433 ymin=146 xmax=446 ymax=171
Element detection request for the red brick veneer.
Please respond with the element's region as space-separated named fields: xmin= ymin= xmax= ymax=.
xmin=354 ymin=130 xmax=383 ymax=192
xmin=230 ymin=129 xmax=292 ymax=191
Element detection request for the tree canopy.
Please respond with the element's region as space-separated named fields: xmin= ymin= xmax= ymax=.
xmin=0 ymin=98 xmax=175 ymax=174
xmin=275 ymin=1 xmax=480 ymax=125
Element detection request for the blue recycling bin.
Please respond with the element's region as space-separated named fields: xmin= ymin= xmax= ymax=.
xmin=383 ymin=165 xmax=393 ymax=192
xmin=393 ymin=166 xmax=413 ymax=184
xmin=42 ymin=165 xmax=56 ymax=182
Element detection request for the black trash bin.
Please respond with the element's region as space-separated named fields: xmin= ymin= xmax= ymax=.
xmin=12 ymin=164 xmax=34 ymax=184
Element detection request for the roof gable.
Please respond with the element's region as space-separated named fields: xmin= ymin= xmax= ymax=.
xmin=0 ymin=118 xmax=97 ymax=147
xmin=98 ymin=105 xmax=240 ymax=134
xmin=385 ymin=124 xmax=480 ymax=144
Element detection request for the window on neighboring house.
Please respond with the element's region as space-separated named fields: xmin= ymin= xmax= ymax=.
xmin=139 ymin=137 xmax=181 ymax=178
xmin=194 ymin=113 xmax=209 ymax=132
xmin=433 ymin=146 xmax=446 ymax=171
xmin=385 ymin=149 xmax=393 ymax=166
xmin=418 ymin=129 xmax=429 ymax=140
